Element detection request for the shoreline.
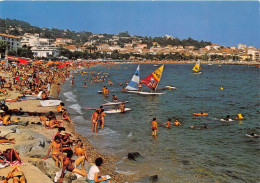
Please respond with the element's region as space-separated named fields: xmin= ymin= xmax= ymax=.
xmin=0 ymin=65 xmax=127 ymax=182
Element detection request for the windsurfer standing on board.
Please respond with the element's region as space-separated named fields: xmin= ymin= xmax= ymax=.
xmin=151 ymin=80 xmax=156 ymax=93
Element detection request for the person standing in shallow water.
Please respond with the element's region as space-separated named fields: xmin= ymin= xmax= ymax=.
xmin=152 ymin=117 xmax=158 ymax=136
xmin=72 ymin=77 xmax=75 ymax=87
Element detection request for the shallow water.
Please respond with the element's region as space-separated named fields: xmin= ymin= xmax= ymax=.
xmin=61 ymin=64 xmax=260 ymax=183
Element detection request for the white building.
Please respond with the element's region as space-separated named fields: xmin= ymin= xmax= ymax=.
xmin=0 ymin=33 xmax=21 ymax=51
xmin=20 ymin=33 xmax=40 ymax=47
xmin=21 ymin=33 xmax=59 ymax=58
xmin=238 ymin=43 xmax=246 ymax=50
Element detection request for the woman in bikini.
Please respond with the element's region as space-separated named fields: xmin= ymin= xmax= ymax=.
xmin=3 ymin=166 xmax=26 ymax=183
xmin=74 ymin=140 xmax=88 ymax=170
xmin=44 ymin=136 xmax=63 ymax=167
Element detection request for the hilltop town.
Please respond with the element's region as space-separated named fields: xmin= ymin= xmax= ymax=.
xmin=0 ymin=18 xmax=259 ymax=62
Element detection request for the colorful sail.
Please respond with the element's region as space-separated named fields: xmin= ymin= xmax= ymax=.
xmin=192 ymin=60 xmax=201 ymax=72
xmin=141 ymin=65 xmax=164 ymax=90
xmin=126 ymin=65 xmax=140 ymax=91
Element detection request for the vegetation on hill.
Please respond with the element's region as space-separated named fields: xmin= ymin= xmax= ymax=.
xmin=0 ymin=18 xmax=211 ymax=49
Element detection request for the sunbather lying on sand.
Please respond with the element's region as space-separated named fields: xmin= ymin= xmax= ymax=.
xmin=3 ymin=166 xmax=26 ymax=183
xmin=0 ymin=136 xmax=15 ymax=144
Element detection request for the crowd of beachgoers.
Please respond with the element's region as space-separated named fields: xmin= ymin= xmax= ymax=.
xmin=0 ymin=58 xmax=259 ymax=183
xmin=0 ymin=60 xmax=127 ymax=183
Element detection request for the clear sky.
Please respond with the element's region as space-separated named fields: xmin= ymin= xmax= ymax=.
xmin=0 ymin=1 xmax=259 ymax=47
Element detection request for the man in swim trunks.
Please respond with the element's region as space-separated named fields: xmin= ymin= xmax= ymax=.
xmin=138 ymin=81 xmax=142 ymax=92
xmin=166 ymin=119 xmax=171 ymax=128
xmin=119 ymin=102 xmax=125 ymax=113
xmin=152 ymin=118 xmax=158 ymax=136
xmin=91 ymin=109 xmax=99 ymax=133
xmin=173 ymin=119 xmax=181 ymax=126
xmin=44 ymin=136 xmax=63 ymax=167
xmin=59 ymin=150 xmax=87 ymax=183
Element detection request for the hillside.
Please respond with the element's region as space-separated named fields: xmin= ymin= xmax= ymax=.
xmin=0 ymin=18 xmax=211 ymax=49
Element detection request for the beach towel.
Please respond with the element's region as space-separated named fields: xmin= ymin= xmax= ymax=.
xmin=8 ymin=160 xmax=24 ymax=166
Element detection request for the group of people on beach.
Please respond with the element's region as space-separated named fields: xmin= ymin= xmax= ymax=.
xmin=0 ymin=61 xmax=114 ymax=182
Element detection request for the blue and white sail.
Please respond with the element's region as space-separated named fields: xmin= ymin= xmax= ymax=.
xmin=126 ymin=65 xmax=140 ymax=91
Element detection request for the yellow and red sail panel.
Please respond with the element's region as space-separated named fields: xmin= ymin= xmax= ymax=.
xmin=192 ymin=60 xmax=201 ymax=72
xmin=141 ymin=65 xmax=164 ymax=90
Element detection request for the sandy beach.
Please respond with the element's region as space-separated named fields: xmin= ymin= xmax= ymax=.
xmin=0 ymin=65 xmax=126 ymax=183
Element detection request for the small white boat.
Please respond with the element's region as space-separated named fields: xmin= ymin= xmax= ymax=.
xmin=102 ymin=101 xmax=129 ymax=106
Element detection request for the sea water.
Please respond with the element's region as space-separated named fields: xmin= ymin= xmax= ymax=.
xmin=60 ymin=64 xmax=260 ymax=183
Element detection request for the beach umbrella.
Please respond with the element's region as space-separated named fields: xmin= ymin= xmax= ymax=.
xmin=47 ymin=61 xmax=54 ymax=66
xmin=18 ymin=58 xmax=28 ymax=65
xmin=57 ymin=63 xmax=67 ymax=68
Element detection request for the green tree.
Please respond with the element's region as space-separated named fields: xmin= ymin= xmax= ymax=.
xmin=0 ymin=40 xmax=9 ymax=58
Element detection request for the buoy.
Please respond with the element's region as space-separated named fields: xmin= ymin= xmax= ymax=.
xmin=237 ymin=113 xmax=243 ymax=120
xmin=220 ymin=87 xmax=223 ymax=90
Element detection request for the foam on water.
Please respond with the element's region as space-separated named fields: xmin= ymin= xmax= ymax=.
xmin=63 ymin=91 xmax=77 ymax=102
xmin=68 ymin=103 xmax=83 ymax=114
xmin=127 ymin=132 xmax=133 ymax=138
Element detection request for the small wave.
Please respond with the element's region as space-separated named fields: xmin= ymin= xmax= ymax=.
xmin=68 ymin=103 xmax=83 ymax=114
xmin=127 ymin=132 xmax=133 ymax=138
xmin=63 ymin=91 xmax=77 ymax=102
xmin=115 ymin=169 xmax=136 ymax=175
xmin=73 ymin=115 xmax=85 ymax=122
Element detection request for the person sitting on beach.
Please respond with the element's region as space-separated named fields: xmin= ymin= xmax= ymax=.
xmin=87 ymin=157 xmax=111 ymax=183
xmin=0 ymin=148 xmax=21 ymax=164
xmin=165 ymin=119 xmax=171 ymax=128
xmin=119 ymin=102 xmax=125 ymax=113
xmin=58 ymin=150 xmax=88 ymax=183
xmin=3 ymin=166 xmax=26 ymax=183
xmin=2 ymin=111 xmax=12 ymax=126
xmin=61 ymin=109 xmax=74 ymax=124
xmin=44 ymin=119 xmax=63 ymax=129
xmin=152 ymin=118 xmax=158 ymax=136
xmin=0 ymin=136 xmax=15 ymax=144
xmin=173 ymin=119 xmax=181 ymax=126
xmin=44 ymin=136 xmax=63 ymax=167
xmin=112 ymin=95 xmax=118 ymax=102
xmin=41 ymin=91 xmax=48 ymax=100
xmin=74 ymin=140 xmax=88 ymax=170
xmin=91 ymin=110 xmax=99 ymax=133
xmin=52 ymin=127 xmax=66 ymax=141
xmin=57 ymin=102 xmax=65 ymax=113
xmin=61 ymin=132 xmax=73 ymax=154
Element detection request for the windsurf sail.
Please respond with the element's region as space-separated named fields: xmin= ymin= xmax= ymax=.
xmin=192 ymin=60 xmax=201 ymax=72
xmin=141 ymin=65 xmax=164 ymax=90
xmin=126 ymin=65 xmax=140 ymax=91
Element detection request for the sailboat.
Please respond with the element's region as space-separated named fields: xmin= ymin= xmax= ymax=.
xmin=192 ymin=60 xmax=202 ymax=74
xmin=126 ymin=65 xmax=165 ymax=95
xmin=125 ymin=65 xmax=140 ymax=91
